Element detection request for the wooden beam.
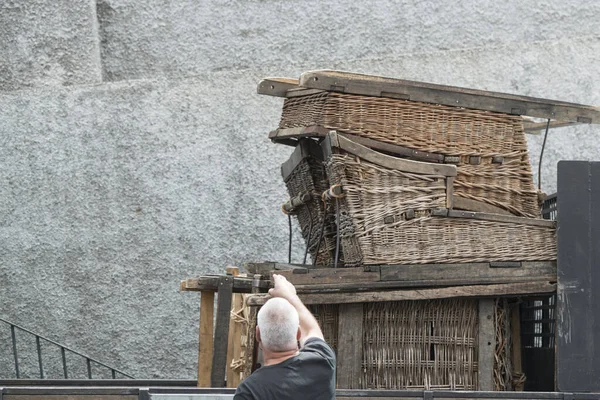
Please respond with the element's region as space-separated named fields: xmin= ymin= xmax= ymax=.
xmin=453 ymin=196 xmax=513 ymax=215
xmin=246 ymin=282 xmax=556 ymax=306
xmin=257 ymin=77 xmax=299 ymax=97
xmin=280 ymin=137 xmax=323 ymax=181
xmin=379 ymin=261 xmax=556 ymax=285
xmin=327 ymin=132 xmax=457 ymax=177
xmin=244 ymin=262 xmax=312 ymax=276
xmin=522 ymin=117 xmax=579 ymax=134
xmin=226 ymin=293 xmax=244 ymax=388
xmin=336 ymin=304 xmax=364 ymax=389
xmin=511 ymin=303 xmax=525 ymax=391
xmin=299 ymin=70 xmax=600 ymax=124
xmin=210 ymin=276 xmax=234 ymax=388
xmin=340 ymin=133 xmax=445 ymax=163
xmin=275 ymin=267 xmax=380 ymax=286
xmin=478 ymin=299 xmax=495 ymax=391
xmin=198 ymin=291 xmax=214 ymax=387
xmin=181 ymin=276 xmax=268 ymax=293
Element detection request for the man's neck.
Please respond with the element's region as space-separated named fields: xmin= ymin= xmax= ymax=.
xmin=262 ymin=348 xmax=299 ymax=366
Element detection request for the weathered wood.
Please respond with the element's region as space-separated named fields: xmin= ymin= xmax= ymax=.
xmin=453 ymin=196 xmax=513 ymax=215
xmin=298 ymin=70 xmax=600 ymax=124
xmin=257 ymin=77 xmax=299 ymax=97
xmin=225 ymin=266 xmax=239 ymax=277
xmin=226 ymin=293 xmax=244 ymax=388
xmin=522 ymin=117 xmax=579 ymax=133
xmin=181 ymin=276 xmax=268 ymax=293
xmin=327 ymin=132 xmax=457 ymax=177
xmin=444 ymin=209 xmax=556 ymax=228
xmin=339 ymin=133 xmax=445 ymax=163
xmin=280 ymin=137 xmax=323 ymax=181
xmin=276 ymin=267 xmax=380 ymax=286
xmin=446 ymin=177 xmax=454 ymax=208
xmin=247 ymin=282 xmax=556 ymax=306
xmin=210 ymin=276 xmax=234 ymax=388
xmin=243 ymin=275 xmax=262 ymax=379
xmin=198 ymin=291 xmax=214 ymax=387
xmin=379 ymin=261 xmax=556 ymax=285
xmin=337 ymin=303 xmax=364 ymax=389
xmin=245 ymin=262 xmax=312 ymax=275
xmin=511 ymin=303 xmax=524 ymax=391
xmin=270 ymin=125 xmax=331 ymax=142
xmin=478 ymin=299 xmax=495 ymax=391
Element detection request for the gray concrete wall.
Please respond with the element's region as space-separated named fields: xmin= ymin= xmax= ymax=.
xmin=0 ymin=0 xmax=599 ymax=379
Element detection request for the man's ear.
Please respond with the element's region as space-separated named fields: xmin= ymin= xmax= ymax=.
xmin=256 ymin=326 xmax=262 ymax=343
xmin=296 ymin=327 xmax=301 ymax=341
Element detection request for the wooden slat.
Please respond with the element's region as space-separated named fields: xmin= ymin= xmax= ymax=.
xmin=299 ymin=70 xmax=600 ymax=124
xmin=443 ymin=209 xmax=556 ymax=227
xmin=511 ymin=303 xmax=525 ymax=391
xmin=280 ymin=137 xmax=323 ymax=181
xmin=244 ymin=262 xmax=311 ymax=275
xmin=446 ymin=177 xmax=454 ymax=208
xmin=522 ymin=117 xmax=579 ymax=133
xmin=257 ymin=77 xmax=299 ymax=97
xmin=270 ymin=125 xmax=330 ymax=142
xmin=246 ymin=282 xmax=557 ymax=306
xmin=275 ymin=267 xmax=380 ymax=286
xmin=339 ymin=133 xmax=445 ymax=163
xmin=226 ymin=293 xmax=244 ymax=388
xmin=181 ymin=276 xmax=267 ymax=293
xmin=210 ymin=276 xmax=234 ymax=388
xmin=336 ymin=303 xmax=364 ymax=389
xmin=478 ymin=299 xmax=495 ymax=391
xmin=379 ymin=261 xmax=556 ymax=285
xmin=453 ymin=196 xmax=513 ymax=215
xmin=198 ymin=291 xmax=214 ymax=387
xmin=327 ymin=132 xmax=457 ymax=177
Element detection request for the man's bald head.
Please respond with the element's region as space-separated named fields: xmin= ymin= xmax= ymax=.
xmin=257 ymin=297 xmax=300 ymax=352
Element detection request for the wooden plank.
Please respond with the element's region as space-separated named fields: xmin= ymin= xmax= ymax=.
xmin=210 ymin=276 xmax=234 ymax=388
xmin=339 ymin=132 xmax=445 ymax=163
xmin=198 ymin=291 xmax=214 ymax=387
xmin=275 ymin=267 xmax=380 ymax=286
xmin=444 ymin=209 xmax=556 ymax=228
xmin=181 ymin=276 xmax=267 ymax=293
xmin=478 ymin=299 xmax=495 ymax=391
xmin=446 ymin=177 xmax=454 ymax=208
xmin=379 ymin=261 xmax=556 ymax=284
xmin=280 ymin=137 xmax=323 ymax=181
xmin=257 ymin=77 xmax=299 ymax=97
xmin=226 ymin=293 xmax=244 ymax=388
xmin=511 ymin=303 xmax=525 ymax=391
xmin=522 ymin=117 xmax=579 ymax=133
xmin=299 ymin=70 xmax=600 ymax=124
xmin=337 ymin=304 xmax=364 ymax=389
xmin=270 ymin=125 xmax=330 ymax=142
xmin=329 ymin=132 xmax=457 ymax=177
xmin=453 ymin=196 xmax=513 ymax=215
xmin=246 ymin=282 xmax=557 ymax=306
xmin=244 ymin=262 xmax=311 ymax=275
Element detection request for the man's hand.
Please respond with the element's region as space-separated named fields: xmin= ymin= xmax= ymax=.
xmin=268 ymin=274 xmax=297 ymax=301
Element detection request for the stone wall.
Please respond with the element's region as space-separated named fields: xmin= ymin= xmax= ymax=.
xmin=0 ymin=0 xmax=599 ymax=379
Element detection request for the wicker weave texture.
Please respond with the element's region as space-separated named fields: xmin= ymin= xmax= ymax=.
xmin=284 ymin=156 xmax=340 ymax=266
xmin=362 ymin=299 xmax=478 ymax=390
xmin=326 ymin=154 xmax=556 ymax=266
xmin=279 ymin=92 xmax=539 ymax=217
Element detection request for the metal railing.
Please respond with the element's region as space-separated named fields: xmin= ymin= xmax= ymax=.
xmin=1 ymin=317 xmax=134 ymax=379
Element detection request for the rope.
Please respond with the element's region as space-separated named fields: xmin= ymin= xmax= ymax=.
xmin=538 ymin=118 xmax=551 ymax=190
xmin=288 ymin=214 xmax=292 ymax=264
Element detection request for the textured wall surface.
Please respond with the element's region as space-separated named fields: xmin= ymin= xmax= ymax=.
xmin=0 ymin=0 xmax=599 ymax=379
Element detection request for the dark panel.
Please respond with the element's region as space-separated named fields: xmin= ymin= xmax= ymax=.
xmin=557 ymin=161 xmax=600 ymax=391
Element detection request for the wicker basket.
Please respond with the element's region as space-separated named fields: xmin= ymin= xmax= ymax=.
xmin=282 ymin=139 xmax=341 ymax=266
xmin=279 ymin=91 xmax=539 ymax=218
xmin=323 ymin=133 xmax=556 ymax=266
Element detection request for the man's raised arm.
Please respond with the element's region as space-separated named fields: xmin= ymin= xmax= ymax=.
xmin=269 ymin=274 xmax=324 ymax=343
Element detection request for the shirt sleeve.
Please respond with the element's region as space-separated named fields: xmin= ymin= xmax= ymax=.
xmin=301 ymin=337 xmax=336 ymax=367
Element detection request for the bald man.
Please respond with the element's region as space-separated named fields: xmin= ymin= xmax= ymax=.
xmin=233 ymin=274 xmax=336 ymax=399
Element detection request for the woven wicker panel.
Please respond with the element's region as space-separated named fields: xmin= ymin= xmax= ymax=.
xmin=308 ymin=304 xmax=339 ymax=354
xmin=280 ymin=92 xmax=539 ymax=217
xmin=362 ymin=299 xmax=478 ymax=390
xmin=325 ymin=152 xmax=555 ymax=265
xmin=284 ymin=156 xmax=341 ymax=266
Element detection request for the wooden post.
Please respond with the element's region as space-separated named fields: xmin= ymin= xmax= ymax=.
xmin=243 ymin=274 xmax=262 ymax=379
xmin=511 ymin=303 xmax=524 ymax=391
xmin=225 ymin=266 xmax=242 ymax=388
xmin=211 ymin=275 xmax=234 ymax=388
xmin=198 ymin=291 xmax=214 ymax=387
xmin=478 ymin=299 xmax=495 ymax=391
xmin=336 ymin=303 xmax=364 ymax=389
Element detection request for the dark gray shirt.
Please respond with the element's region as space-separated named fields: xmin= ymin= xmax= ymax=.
xmin=234 ymin=338 xmax=336 ymax=400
